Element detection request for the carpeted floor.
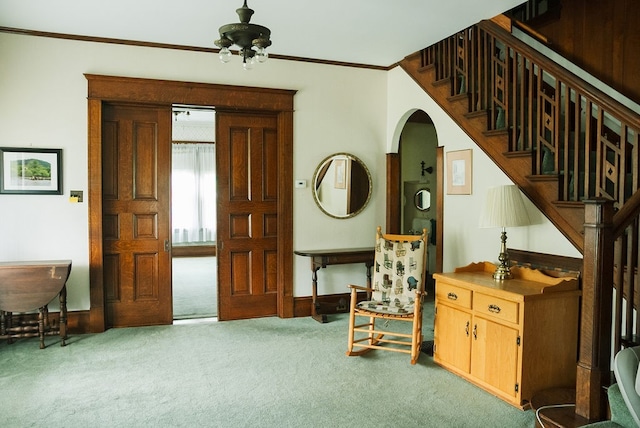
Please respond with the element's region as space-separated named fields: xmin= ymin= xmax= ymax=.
xmin=1 ymin=296 xmax=536 ymax=427
xmin=172 ymin=256 xmax=217 ymax=319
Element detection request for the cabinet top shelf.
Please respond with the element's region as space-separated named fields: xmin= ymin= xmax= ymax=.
xmin=434 ymin=261 xmax=579 ymax=297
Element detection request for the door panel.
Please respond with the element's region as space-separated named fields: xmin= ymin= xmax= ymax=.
xmin=434 ymin=303 xmax=472 ymax=373
xmin=471 ymin=317 xmax=519 ymax=398
xmin=217 ymin=112 xmax=278 ymax=320
xmin=102 ymin=103 xmax=172 ymax=327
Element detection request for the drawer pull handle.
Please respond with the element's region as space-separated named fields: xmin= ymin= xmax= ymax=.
xmin=447 ymin=292 xmax=458 ymax=301
xmin=488 ymin=304 xmax=501 ymax=314
xmin=465 ymin=321 xmax=469 ymax=337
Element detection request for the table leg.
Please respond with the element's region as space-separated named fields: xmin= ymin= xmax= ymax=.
xmin=38 ymin=306 xmax=46 ymax=349
xmin=4 ymin=311 xmax=12 ymax=344
xmin=311 ymin=265 xmax=327 ymax=323
xmin=43 ymin=305 xmax=49 ymax=329
xmin=59 ymin=284 xmax=67 ymax=346
xmin=0 ymin=311 xmax=7 ymax=344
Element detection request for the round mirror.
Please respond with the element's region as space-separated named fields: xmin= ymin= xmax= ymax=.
xmin=312 ymin=153 xmax=372 ymax=219
xmin=414 ymin=188 xmax=430 ymax=211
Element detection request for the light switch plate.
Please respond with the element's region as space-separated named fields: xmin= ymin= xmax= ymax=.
xmin=70 ymin=190 xmax=83 ymax=203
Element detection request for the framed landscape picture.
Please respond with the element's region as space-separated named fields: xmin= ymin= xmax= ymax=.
xmin=0 ymin=147 xmax=63 ymax=195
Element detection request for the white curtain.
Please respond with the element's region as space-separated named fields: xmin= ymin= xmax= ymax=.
xmin=172 ymin=143 xmax=216 ymax=244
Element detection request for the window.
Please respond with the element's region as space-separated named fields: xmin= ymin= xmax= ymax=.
xmin=172 ymin=143 xmax=216 ymax=244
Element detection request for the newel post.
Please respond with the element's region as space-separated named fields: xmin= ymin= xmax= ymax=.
xmin=576 ymin=198 xmax=615 ymax=420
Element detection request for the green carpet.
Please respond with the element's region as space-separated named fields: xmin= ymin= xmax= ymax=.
xmin=1 ymin=299 xmax=535 ymax=427
xmin=172 ymin=256 xmax=217 ymax=319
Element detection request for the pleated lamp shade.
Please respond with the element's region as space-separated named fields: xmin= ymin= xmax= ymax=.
xmin=479 ymin=185 xmax=531 ymax=228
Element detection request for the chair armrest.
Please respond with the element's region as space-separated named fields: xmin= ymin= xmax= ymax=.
xmin=348 ymin=284 xmax=373 ymax=292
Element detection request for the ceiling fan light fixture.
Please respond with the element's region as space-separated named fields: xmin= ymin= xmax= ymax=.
xmin=214 ymin=0 xmax=272 ymax=70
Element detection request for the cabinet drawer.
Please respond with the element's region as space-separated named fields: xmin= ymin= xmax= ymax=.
xmin=436 ymin=282 xmax=471 ymax=309
xmin=474 ymin=293 xmax=519 ymax=324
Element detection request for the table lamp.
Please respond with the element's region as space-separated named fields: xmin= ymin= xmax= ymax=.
xmin=479 ymin=185 xmax=531 ymax=280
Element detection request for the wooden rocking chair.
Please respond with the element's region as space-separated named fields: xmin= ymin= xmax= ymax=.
xmin=346 ymin=226 xmax=427 ymax=364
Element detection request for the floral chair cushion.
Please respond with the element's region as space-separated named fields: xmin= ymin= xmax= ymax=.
xmin=356 ymin=235 xmax=425 ymax=315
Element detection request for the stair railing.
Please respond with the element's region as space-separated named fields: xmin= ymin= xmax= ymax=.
xmin=580 ymin=195 xmax=640 ymax=420
xmin=420 ymin=19 xmax=640 ymax=211
xmin=611 ymin=190 xmax=640 ymax=352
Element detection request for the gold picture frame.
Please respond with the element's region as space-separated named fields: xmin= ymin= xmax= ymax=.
xmin=446 ymin=149 xmax=472 ymax=195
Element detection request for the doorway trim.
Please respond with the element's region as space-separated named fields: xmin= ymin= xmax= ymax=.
xmin=386 ymin=149 xmax=443 ymax=275
xmin=386 ymin=111 xmax=443 ymax=275
xmin=86 ymin=74 xmax=296 ymax=332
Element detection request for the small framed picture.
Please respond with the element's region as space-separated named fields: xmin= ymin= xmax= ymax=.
xmin=0 ymin=147 xmax=63 ymax=195
xmin=446 ymin=149 xmax=472 ymax=195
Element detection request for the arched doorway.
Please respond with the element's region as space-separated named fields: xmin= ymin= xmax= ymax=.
xmin=387 ymin=109 xmax=443 ymax=290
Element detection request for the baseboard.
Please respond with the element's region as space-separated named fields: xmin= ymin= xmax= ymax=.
xmin=172 ymin=245 xmax=216 ymax=257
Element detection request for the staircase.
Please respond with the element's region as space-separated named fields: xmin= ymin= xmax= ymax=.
xmin=400 ymin=13 xmax=640 ymax=423
xmin=400 ymin=17 xmax=640 ymax=254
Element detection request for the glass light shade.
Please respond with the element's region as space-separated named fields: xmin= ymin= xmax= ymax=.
xmin=255 ymin=48 xmax=268 ymax=63
xmin=242 ymin=56 xmax=255 ymax=70
xmin=219 ymin=47 xmax=232 ymax=63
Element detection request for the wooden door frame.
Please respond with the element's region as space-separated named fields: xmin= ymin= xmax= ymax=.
xmin=86 ymin=74 xmax=296 ymax=332
xmin=386 ymin=146 xmax=443 ymax=274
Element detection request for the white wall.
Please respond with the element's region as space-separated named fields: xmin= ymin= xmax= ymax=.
xmin=0 ymin=32 xmax=583 ymax=315
xmin=386 ymin=67 xmax=582 ymax=271
xmin=0 ymin=32 xmax=388 ymax=309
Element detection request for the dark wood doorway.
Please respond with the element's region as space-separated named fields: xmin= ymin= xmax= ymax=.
xmin=216 ymin=111 xmax=279 ymax=320
xmin=386 ymin=145 xmax=443 ymax=276
xmin=102 ymin=103 xmax=173 ymax=327
xmin=87 ymin=75 xmax=295 ymax=332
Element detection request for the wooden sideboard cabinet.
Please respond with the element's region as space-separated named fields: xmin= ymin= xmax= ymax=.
xmin=433 ymin=262 xmax=580 ymax=409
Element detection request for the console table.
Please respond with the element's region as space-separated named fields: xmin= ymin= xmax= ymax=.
xmin=294 ymin=248 xmax=374 ymax=323
xmin=0 ymin=260 xmax=72 ymax=349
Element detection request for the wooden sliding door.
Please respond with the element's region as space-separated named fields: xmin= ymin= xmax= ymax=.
xmin=216 ymin=112 xmax=279 ymax=320
xmin=102 ymin=103 xmax=173 ymax=327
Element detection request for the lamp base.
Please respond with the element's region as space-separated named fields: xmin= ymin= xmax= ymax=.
xmin=493 ymin=228 xmax=512 ymax=280
xmin=492 ymin=263 xmax=512 ymax=280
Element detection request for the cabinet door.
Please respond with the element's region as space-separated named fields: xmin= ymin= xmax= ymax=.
xmin=434 ymin=303 xmax=472 ymax=373
xmin=470 ymin=317 xmax=519 ymax=399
